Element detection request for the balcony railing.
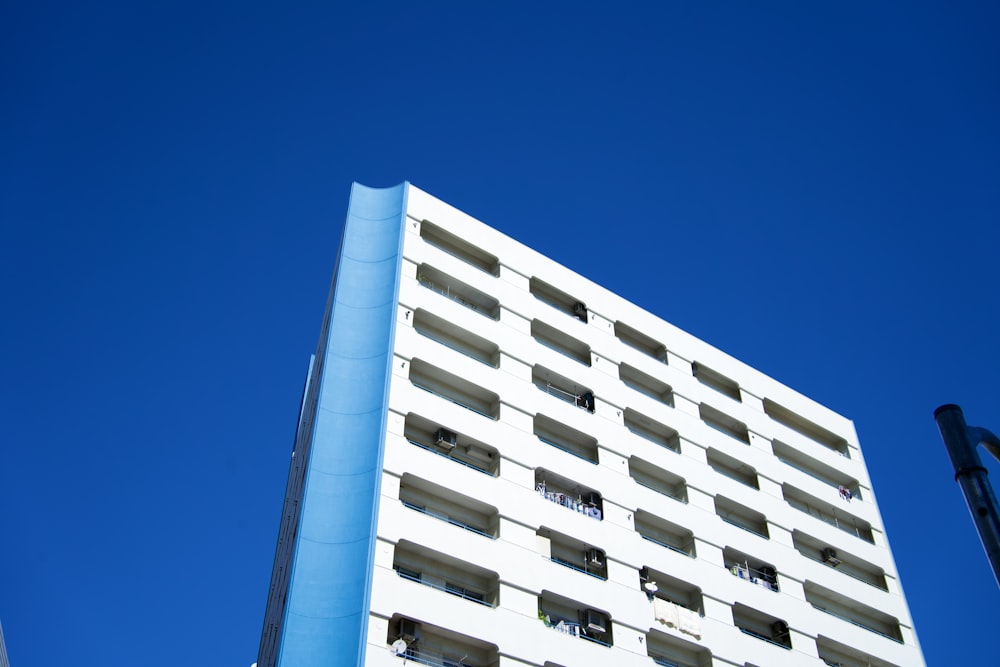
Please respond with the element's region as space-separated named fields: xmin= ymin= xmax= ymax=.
xmin=633 ymin=478 xmax=687 ymax=504
xmin=537 ymin=435 xmax=597 ymax=464
xmin=417 ymin=275 xmax=498 ymax=320
xmin=651 ymin=656 xmax=688 ymax=667
xmin=776 ymin=455 xmax=862 ymax=500
xmin=738 ymin=627 xmax=791 ymax=650
xmin=550 ymin=556 xmax=607 ymax=581
xmin=540 ymin=617 xmax=611 ymax=647
xmin=395 ymin=569 xmax=493 ymax=607
xmin=401 ymin=500 xmax=494 ymax=539
xmin=640 ymin=534 xmax=694 ymax=558
xmin=539 ymin=381 xmax=594 ymax=412
xmin=786 ymin=497 xmax=874 ymax=543
xmin=396 ymin=647 xmax=477 ymax=667
xmin=798 ymin=550 xmax=887 ymax=591
xmin=411 ymin=381 xmax=497 ymax=421
xmin=407 ymin=439 xmax=494 ymax=476
xmin=810 ymin=604 xmax=902 ymax=643
xmin=718 ymin=515 xmax=768 ymax=539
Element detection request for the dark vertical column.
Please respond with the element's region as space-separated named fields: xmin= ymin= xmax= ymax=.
xmin=935 ymin=404 xmax=1000 ymax=587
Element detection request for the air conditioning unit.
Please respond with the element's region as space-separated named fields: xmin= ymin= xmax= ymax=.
xmin=822 ymin=548 xmax=842 ymax=567
xmin=771 ymin=620 xmax=790 ymax=641
xmin=572 ymin=301 xmax=588 ymax=322
xmin=435 ymin=428 xmax=457 ymax=450
xmin=582 ymin=609 xmax=607 ymax=634
xmin=398 ymin=618 xmax=421 ymax=643
xmin=585 ymin=548 xmax=604 ymax=567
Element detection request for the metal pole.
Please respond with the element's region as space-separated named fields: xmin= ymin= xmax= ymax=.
xmin=934 ymin=404 xmax=1000 ymax=587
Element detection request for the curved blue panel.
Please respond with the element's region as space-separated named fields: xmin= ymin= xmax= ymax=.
xmin=277 ymin=182 xmax=407 ymax=667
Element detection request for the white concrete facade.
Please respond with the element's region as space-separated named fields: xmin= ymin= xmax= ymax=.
xmin=358 ymin=186 xmax=924 ymax=667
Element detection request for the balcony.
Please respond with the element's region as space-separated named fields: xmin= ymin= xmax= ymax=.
xmin=614 ymin=321 xmax=667 ymax=363
xmin=640 ymin=566 xmax=703 ymax=615
xmin=817 ymin=635 xmax=901 ymax=667
xmin=529 ymin=277 xmax=588 ymax=323
xmin=723 ymin=547 xmax=779 ymax=593
xmin=715 ymin=496 xmax=769 ymax=539
xmin=692 ymin=362 xmax=741 ymax=402
xmin=699 ymin=403 xmax=749 ymax=444
xmin=792 ymin=530 xmax=888 ymax=590
xmin=532 ymin=319 xmax=591 ymax=366
xmin=535 ymin=469 xmax=603 ymax=520
xmin=763 ymin=398 xmax=850 ymax=458
xmin=707 ymin=448 xmax=758 ymax=490
xmin=783 ymin=484 xmax=875 ymax=543
xmin=646 ymin=628 xmax=712 ymax=667
xmin=732 ymin=604 xmax=791 ymax=650
xmin=419 ymin=220 xmax=500 ymax=276
xmin=805 ymin=581 xmax=903 ymax=643
xmin=399 ymin=474 xmax=498 ymax=539
xmin=772 ymin=439 xmax=862 ymax=500
xmin=388 ymin=616 xmax=498 ymax=667
xmin=629 ymin=457 xmax=687 ymax=503
xmin=620 ymin=362 xmax=674 ymax=407
xmin=413 ymin=309 xmax=499 ymax=368
xmin=538 ymin=591 xmax=613 ymax=647
xmin=403 ymin=413 xmax=499 ymax=476
xmin=409 ymin=359 xmax=500 ymax=420
xmin=417 ymin=264 xmax=500 ymax=320
xmin=635 ymin=509 xmax=695 ymax=558
xmin=539 ymin=527 xmax=607 ymax=580
xmin=533 ymin=364 xmax=595 ymax=413
xmin=393 ymin=539 xmax=498 ymax=607
xmin=624 ymin=408 xmax=680 ymax=453
xmin=535 ymin=413 xmax=599 ymax=464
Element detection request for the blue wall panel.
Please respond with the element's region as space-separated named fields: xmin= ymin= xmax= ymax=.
xmin=277 ymin=182 xmax=407 ymax=667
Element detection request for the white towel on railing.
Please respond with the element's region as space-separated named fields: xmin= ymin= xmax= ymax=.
xmin=678 ymin=607 xmax=702 ymax=638
xmin=653 ymin=597 xmax=679 ymax=628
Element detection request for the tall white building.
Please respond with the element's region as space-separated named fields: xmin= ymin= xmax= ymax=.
xmin=256 ymin=183 xmax=925 ymax=667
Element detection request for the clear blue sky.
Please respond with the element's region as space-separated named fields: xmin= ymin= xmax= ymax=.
xmin=2 ymin=2 xmax=998 ymax=665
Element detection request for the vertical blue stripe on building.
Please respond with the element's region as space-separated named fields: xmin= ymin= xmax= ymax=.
xmin=277 ymin=182 xmax=408 ymax=667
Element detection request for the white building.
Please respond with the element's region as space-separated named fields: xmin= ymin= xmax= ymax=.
xmin=256 ymin=183 xmax=925 ymax=667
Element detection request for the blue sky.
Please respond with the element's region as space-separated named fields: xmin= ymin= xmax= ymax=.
xmin=2 ymin=2 xmax=998 ymax=665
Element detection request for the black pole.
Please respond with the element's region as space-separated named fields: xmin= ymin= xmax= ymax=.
xmin=934 ymin=404 xmax=1000 ymax=588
